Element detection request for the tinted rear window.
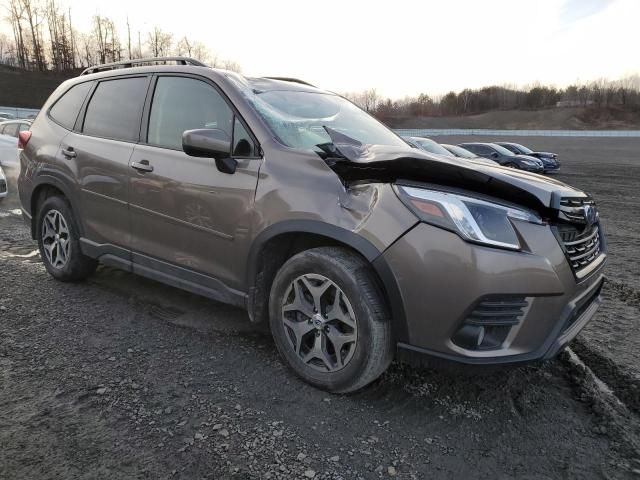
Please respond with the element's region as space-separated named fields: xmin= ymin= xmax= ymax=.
xmin=49 ymin=81 xmax=93 ymax=130
xmin=83 ymin=77 xmax=148 ymax=142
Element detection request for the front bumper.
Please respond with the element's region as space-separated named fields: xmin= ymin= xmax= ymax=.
xmin=384 ymin=221 xmax=605 ymax=364
xmin=521 ymin=164 xmax=544 ymax=173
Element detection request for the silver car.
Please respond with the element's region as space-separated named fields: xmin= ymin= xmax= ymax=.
xmin=0 ymin=119 xmax=31 ymax=171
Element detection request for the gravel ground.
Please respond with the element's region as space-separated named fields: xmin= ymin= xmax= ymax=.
xmin=1 ymin=139 xmax=640 ymax=479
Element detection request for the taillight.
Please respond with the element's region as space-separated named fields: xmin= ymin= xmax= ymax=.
xmin=18 ymin=130 xmax=32 ymax=149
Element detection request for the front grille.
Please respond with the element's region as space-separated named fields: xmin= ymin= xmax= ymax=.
xmin=556 ymin=196 xmax=603 ymax=276
xmin=558 ymin=197 xmax=595 ymax=223
xmin=558 ymin=225 xmax=601 ymax=271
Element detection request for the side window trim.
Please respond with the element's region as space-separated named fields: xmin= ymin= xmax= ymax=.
xmin=140 ymin=72 xmax=261 ymax=158
xmin=73 ymin=80 xmax=98 ymax=132
xmin=77 ymin=74 xmax=153 ymax=144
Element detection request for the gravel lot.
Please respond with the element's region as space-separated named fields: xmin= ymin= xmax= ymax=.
xmin=1 ymin=138 xmax=640 ymax=479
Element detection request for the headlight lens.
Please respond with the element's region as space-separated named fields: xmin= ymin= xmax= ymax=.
xmin=396 ymin=186 xmax=543 ymax=250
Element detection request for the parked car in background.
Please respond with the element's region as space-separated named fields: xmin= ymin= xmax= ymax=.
xmin=441 ymin=144 xmax=500 ymax=166
xmin=0 ymin=119 xmax=31 ymax=171
xmin=402 ymin=136 xmax=453 ymax=156
xmin=495 ymin=142 xmax=560 ymax=172
xmin=0 ymin=165 xmax=7 ymax=203
xmin=459 ymin=142 xmax=544 ymax=173
xmin=18 ymin=57 xmax=606 ymax=393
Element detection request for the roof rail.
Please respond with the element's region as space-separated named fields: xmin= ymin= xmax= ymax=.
xmin=262 ymin=77 xmax=316 ymax=87
xmin=81 ymin=57 xmax=209 ymax=76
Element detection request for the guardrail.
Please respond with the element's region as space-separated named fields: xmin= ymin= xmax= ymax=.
xmin=394 ymin=129 xmax=640 ymax=138
xmin=0 ymin=106 xmax=40 ymax=119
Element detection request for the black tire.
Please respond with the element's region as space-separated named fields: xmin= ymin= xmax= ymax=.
xmin=505 ymin=162 xmax=520 ymax=169
xmin=269 ymin=247 xmax=394 ymax=393
xmin=36 ymin=195 xmax=97 ymax=281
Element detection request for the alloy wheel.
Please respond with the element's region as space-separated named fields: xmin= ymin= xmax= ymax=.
xmin=281 ymin=273 xmax=357 ymax=372
xmin=41 ymin=209 xmax=71 ymax=269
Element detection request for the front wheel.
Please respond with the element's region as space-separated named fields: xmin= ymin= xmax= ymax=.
xmin=36 ymin=195 xmax=97 ymax=281
xmin=269 ymin=247 xmax=394 ymax=393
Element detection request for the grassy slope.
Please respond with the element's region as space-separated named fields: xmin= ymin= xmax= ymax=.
xmin=389 ymin=106 xmax=640 ymax=130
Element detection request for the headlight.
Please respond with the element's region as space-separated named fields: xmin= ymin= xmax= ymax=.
xmin=396 ymin=186 xmax=543 ymax=250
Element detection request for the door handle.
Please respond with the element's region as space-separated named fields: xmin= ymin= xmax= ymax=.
xmin=131 ymin=160 xmax=154 ymax=173
xmin=62 ymin=147 xmax=77 ymax=159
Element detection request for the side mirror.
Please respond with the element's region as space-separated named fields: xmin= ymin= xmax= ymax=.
xmin=182 ymin=128 xmax=237 ymax=174
xmin=491 ymin=152 xmax=499 ymax=158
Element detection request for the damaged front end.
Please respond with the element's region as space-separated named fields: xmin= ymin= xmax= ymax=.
xmin=319 ymin=127 xmax=587 ymax=224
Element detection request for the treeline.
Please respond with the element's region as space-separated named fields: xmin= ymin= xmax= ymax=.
xmin=344 ymin=75 xmax=640 ymax=121
xmin=0 ymin=0 xmax=241 ymax=72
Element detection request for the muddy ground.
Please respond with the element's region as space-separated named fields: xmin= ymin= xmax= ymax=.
xmin=1 ymin=137 xmax=640 ymax=479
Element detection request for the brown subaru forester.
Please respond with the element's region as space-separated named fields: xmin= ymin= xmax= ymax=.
xmin=18 ymin=57 xmax=606 ymax=392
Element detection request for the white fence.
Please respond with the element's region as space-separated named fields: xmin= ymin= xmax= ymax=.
xmin=0 ymin=106 xmax=40 ymax=119
xmin=394 ymin=129 xmax=640 ymax=138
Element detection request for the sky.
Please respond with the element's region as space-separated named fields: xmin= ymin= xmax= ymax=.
xmin=3 ymin=0 xmax=639 ymax=98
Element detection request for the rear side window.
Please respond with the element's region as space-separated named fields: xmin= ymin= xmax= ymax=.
xmin=147 ymin=76 xmax=233 ymax=150
xmin=49 ymin=81 xmax=93 ymax=130
xmin=83 ymin=77 xmax=148 ymax=142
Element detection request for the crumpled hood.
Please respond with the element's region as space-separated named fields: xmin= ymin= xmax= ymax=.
xmin=322 ymin=138 xmax=585 ymax=216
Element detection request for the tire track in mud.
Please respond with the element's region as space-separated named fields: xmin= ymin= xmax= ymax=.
xmin=562 ymin=349 xmax=640 ymax=462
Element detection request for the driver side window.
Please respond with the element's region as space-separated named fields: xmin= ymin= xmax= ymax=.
xmin=148 ymin=77 xmax=233 ymax=150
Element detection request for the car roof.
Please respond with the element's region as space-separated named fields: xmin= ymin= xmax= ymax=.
xmin=75 ymin=62 xmax=329 ymax=96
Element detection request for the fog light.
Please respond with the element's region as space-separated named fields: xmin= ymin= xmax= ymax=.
xmin=452 ymin=325 xmax=485 ymax=350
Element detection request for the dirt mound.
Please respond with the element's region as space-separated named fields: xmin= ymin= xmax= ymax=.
xmin=390 ymin=107 xmax=640 ymax=130
xmin=0 ymin=65 xmax=78 ymax=108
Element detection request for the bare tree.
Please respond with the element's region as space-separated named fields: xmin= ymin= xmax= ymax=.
xmin=21 ymin=0 xmax=47 ymax=70
xmin=126 ymin=17 xmax=132 ymax=59
xmin=7 ymin=0 xmax=28 ymax=68
xmin=176 ymin=36 xmax=192 ymax=56
xmin=45 ymin=0 xmax=74 ymax=71
xmin=147 ymin=27 xmax=172 ymax=57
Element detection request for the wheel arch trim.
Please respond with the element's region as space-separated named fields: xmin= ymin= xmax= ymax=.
xmin=247 ymin=220 xmax=409 ymax=342
xmin=29 ymin=173 xmax=84 ymax=239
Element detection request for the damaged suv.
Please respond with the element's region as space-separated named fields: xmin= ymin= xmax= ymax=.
xmin=18 ymin=58 xmax=606 ymax=392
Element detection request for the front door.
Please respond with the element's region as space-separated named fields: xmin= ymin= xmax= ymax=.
xmin=128 ymin=75 xmax=261 ymax=292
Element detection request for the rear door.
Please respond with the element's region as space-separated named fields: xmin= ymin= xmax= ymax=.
xmin=67 ymin=75 xmax=150 ymax=253
xmin=128 ymin=74 xmax=261 ymax=291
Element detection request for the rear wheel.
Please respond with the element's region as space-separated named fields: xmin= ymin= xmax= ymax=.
xmin=269 ymin=247 xmax=394 ymax=393
xmin=36 ymin=195 xmax=97 ymax=281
